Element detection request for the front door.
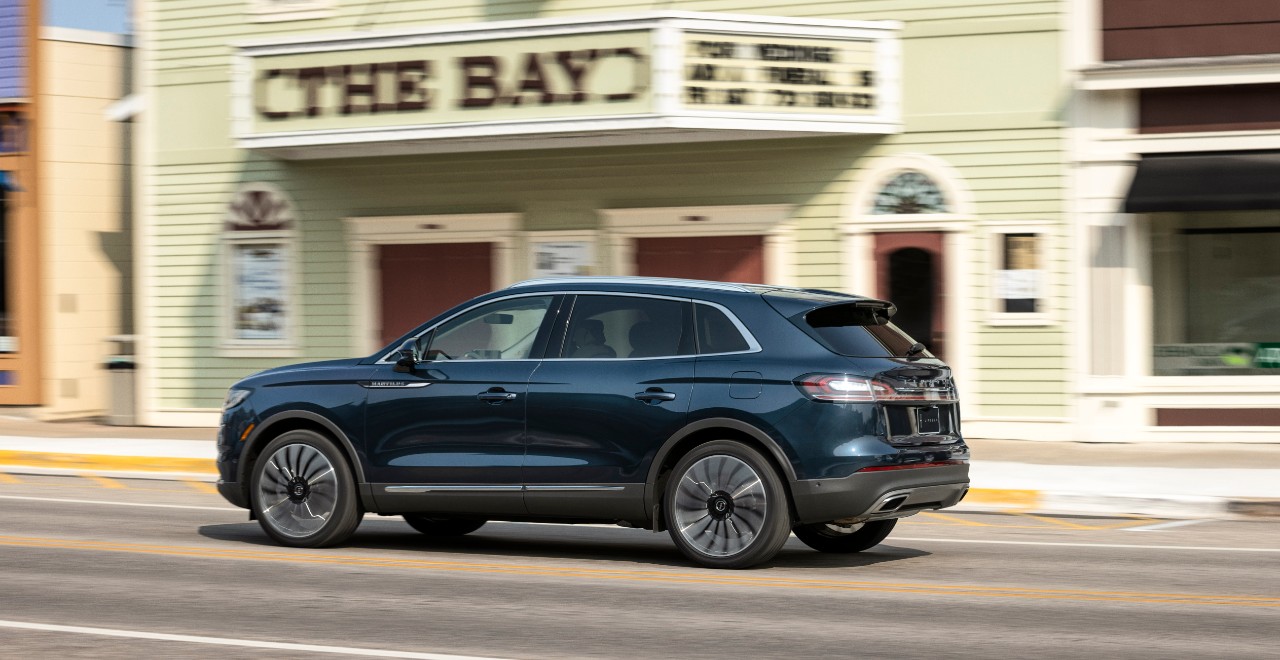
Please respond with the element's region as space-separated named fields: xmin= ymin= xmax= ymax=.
xmin=377 ymin=242 xmax=492 ymax=346
xmin=523 ymin=293 xmax=695 ymax=521
xmin=364 ymin=294 xmax=558 ymax=516
xmin=874 ymin=232 xmax=946 ymax=359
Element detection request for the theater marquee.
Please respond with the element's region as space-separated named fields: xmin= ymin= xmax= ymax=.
xmin=232 ymin=12 xmax=900 ymax=158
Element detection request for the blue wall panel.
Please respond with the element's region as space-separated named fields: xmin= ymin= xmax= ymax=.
xmin=0 ymin=0 xmax=25 ymax=99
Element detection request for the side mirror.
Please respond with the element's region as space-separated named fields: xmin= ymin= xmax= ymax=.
xmin=393 ymin=338 xmax=419 ymax=373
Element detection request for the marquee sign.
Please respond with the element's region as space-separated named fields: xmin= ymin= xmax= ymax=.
xmin=233 ymin=12 xmax=900 ymax=158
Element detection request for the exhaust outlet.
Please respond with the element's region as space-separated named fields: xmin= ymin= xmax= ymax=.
xmin=876 ymin=494 xmax=909 ymax=512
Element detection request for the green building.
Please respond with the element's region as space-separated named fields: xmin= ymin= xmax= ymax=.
xmin=138 ymin=0 xmax=1070 ymax=438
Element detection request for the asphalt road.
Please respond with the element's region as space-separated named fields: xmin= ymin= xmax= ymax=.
xmin=0 ymin=473 xmax=1277 ymax=659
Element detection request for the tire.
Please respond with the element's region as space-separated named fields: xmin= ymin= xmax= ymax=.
xmin=664 ymin=440 xmax=792 ymax=569
xmin=402 ymin=516 xmax=487 ymax=537
xmin=250 ymin=429 xmax=363 ymax=548
xmin=793 ymin=519 xmax=898 ymax=554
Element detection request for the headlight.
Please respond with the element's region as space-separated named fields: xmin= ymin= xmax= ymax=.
xmin=223 ymin=388 xmax=251 ymax=411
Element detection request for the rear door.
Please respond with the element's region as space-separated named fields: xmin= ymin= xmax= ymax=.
xmin=522 ymin=293 xmax=696 ymax=520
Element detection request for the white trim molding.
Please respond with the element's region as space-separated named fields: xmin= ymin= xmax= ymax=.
xmin=343 ymin=213 xmax=521 ymax=354
xmin=842 ymin=153 xmax=976 ymax=418
xmin=1080 ymin=54 xmax=1280 ymax=90
xmin=600 ymin=204 xmax=796 ymax=285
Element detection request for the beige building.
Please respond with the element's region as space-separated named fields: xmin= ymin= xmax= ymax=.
xmin=0 ymin=4 xmax=134 ymax=419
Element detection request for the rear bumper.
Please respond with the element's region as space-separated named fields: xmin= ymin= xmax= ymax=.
xmin=789 ymin=464 xmax=969 ymax=525
xmin=217 ymin=479 xmax=249 ymax=509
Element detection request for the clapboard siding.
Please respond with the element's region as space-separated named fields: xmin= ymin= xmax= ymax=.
xmin=147 ymin=0 xmax=1070 ymax=420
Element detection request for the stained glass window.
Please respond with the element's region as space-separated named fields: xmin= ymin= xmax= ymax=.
xmin=871 ymin=171 xmax=949 ymax=215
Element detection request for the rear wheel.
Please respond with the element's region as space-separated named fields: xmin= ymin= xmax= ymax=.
xmin=664 ymin=441 xmax=791 ymax=569
xmin=250 ymin=430 xmax=363 ymax=548
xmin=793 ymin=519 xmax=897 ymax=553
xmin=402 ymin=516 xmax=487 ymax=537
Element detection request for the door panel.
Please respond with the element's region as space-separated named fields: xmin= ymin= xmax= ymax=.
xmin=363 ymin=294 xmax=557 ymax=516
xmin=522 ymin=294 xmax=695 ymax=520
xmin=378 ymin=242 xmax=492 ymax=346
xmin=636 ymin=235 xmax=765 ymax=283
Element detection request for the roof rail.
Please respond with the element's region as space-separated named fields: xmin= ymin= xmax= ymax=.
xmin=507 ymin=276 xmax=754 ymax=293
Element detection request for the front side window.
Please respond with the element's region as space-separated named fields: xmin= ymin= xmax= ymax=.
xmin=562 ymin=295 xmax=692 ymax=359
xmin=1153 ymin=215 xmax=1280 ymax=375
xmin=425 ymin=296 xmax=553 ymax=361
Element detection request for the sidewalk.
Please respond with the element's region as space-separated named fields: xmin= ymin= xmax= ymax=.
xmin=1 ymin=416 xmax=1278 ymax=519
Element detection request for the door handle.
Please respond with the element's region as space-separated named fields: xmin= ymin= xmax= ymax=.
xmin=634 ymin=389 xmax=676 ymax=403
xmin=477 ymin=389 xmax=517 ymax=403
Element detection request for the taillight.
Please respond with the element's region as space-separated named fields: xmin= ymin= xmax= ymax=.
xmin=794 ymin=374 xmax=957 ymax=403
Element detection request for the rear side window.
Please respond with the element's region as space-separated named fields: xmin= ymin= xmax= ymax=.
xmin=804 ymin=304 xmax=927 ymax=358
xmin=695 ymin=304 xmax=750 ymax=354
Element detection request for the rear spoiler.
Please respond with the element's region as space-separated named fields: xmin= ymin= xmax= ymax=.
xmin=804 ymin=299 xmax=898 ymax=327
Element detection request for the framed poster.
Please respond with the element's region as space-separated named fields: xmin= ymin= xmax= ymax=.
xmin=231 ymin=243 xmax=289 ymax=341
xmin=531 ymin=241 xmax=594 ymax=278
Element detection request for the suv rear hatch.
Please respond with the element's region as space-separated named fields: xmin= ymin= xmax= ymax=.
xmin=764 ymin=290 xmax=961 ymax=446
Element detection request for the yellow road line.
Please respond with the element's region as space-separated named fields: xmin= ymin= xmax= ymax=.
xmin=963 ymin=488 xmax=1040 ymax=509
xmin=0 ymin=450 xmax=214 ymax=475
xmin=182 ymin=479 xmax=218 ymax=495
xmin=0 ymin=534 xmax=1273 ymax=609
xmin=0 ymin=472 xmax=20 ymax=484
xmin=82 ymin=475 xmax=127 ymax=490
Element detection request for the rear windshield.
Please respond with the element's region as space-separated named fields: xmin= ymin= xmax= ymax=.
xmin=803 ymin=304 xmax=929 ymax=358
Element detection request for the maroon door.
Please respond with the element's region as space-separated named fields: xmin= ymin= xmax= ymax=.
xmin=635 ymin=235 xmax=765 ymax=284
xmin=377 ymin=242 xmax=492 ymax=346
xmin=874 ymin=232 xmax=946 ymax=359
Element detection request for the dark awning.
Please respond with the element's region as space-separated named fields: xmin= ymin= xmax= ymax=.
xmin=1124 ymin=151 xmax=1280 ymax=213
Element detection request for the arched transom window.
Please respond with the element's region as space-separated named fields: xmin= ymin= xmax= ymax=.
xmin=871 ymin=170 xmax=950 ymax=215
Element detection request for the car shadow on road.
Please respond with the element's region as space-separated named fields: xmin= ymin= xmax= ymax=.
xmin=197 ymin=519 xmax=930 ymax=570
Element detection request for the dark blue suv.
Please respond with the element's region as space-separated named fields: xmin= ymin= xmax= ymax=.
xmin=216 ymin=277 xmax=969 ymax=568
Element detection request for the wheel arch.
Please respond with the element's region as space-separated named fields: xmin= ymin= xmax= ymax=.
xmin=643 ymin=418 xmax=798 ymax=529
xmin=237 ymin=411 xmax=366 ymax=494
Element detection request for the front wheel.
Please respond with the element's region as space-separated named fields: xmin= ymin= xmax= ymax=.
xmin=250 ymin=430 xmax=363 ymax=548
xmin=793 ymin=519 xmax=897 ymax=553
xmin=664 ymin=441 xmax=792 ymax=569
xmin=402 ymin=516 xmax=487 ymax=537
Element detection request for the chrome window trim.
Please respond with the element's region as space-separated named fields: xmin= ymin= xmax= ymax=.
xmin=509 ymin=276 xmax=753 ymax=293
xmin=375 ymin=290 xmax=763 ymax=364
xmin=692 ymin=300 xmax=763 ymax=356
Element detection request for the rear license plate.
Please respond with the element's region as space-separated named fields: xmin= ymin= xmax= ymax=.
xmin=916 ymin=407 xmax=941 ymax=434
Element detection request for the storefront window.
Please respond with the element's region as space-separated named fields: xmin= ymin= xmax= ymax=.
xmin=1152 ymin=212 xmax=1280 ymax=375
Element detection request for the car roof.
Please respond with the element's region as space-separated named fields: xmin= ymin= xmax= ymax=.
xmin=507 ymin=276 xmax=869 ymax=304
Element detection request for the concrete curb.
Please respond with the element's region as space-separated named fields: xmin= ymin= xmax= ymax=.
xmin=2 ymin=452 xmax=1279 ymax=520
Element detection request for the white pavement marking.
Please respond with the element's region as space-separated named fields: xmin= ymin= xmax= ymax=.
xmin=0 ymin=619 xmax=512 ymax=659
xmin=891 ymin=536 xmax=1280 ymax=553
xmin=1123 ymin=519 xmax=1210 ymax=533
xmin=0 ymin=494 xmax=240 ymax=512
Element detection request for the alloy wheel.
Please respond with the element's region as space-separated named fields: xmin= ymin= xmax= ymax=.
xmin=672 ymin=454 xmax=768 ymax=558
xmin=256 ymin=442 xmax=339 ymax=538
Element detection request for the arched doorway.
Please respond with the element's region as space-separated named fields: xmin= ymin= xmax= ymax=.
xmin=875 ymin=233 xmax=945 ymax=358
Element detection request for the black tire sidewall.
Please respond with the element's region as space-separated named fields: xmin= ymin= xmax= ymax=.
xmin=250 ymin=430 xmax=362 ymax=548
xmin=664 ymin=440 xmax=792 ymax=569
xmin=793 ymin=518 xmax=897 ymax=553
